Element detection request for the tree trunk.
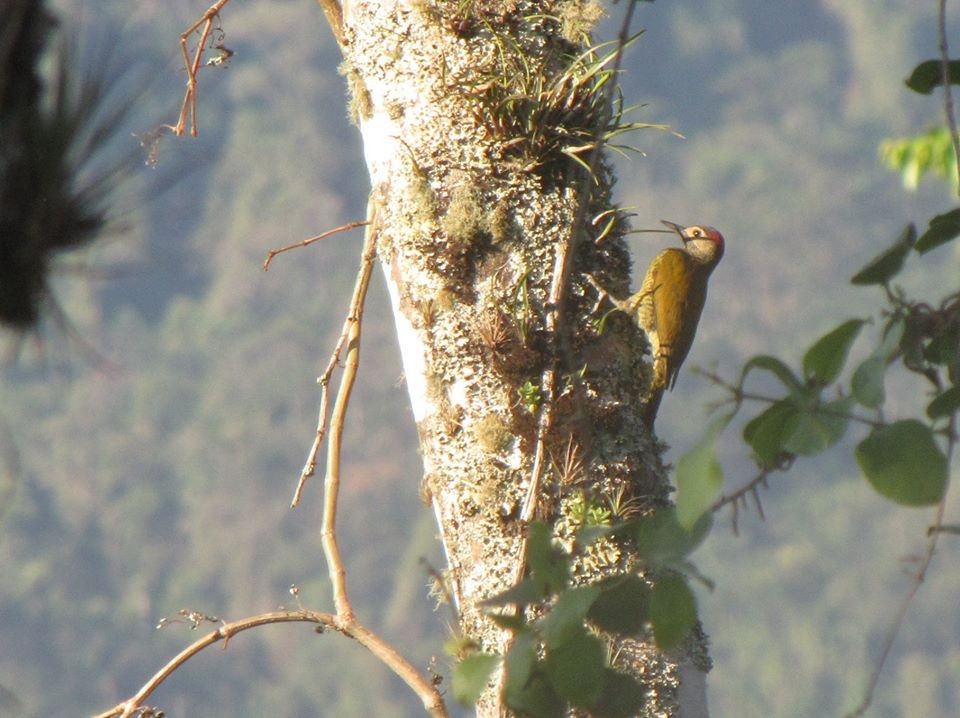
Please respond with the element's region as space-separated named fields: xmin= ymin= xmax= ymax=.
xmin=337 ymin=1 xmax=710 ymax=714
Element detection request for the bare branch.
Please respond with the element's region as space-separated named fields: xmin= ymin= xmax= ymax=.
xmin=937 ymin=0 xmax=960 ymax=195
xmin=169 ymin=0 xmax=232 ymax=137
xmin=96 ymin=204 xmax=446 ymax=717
xmin=93 ymin=610 xmax=339 ymax=718
xmin=291 ymin=320 xmax=349 ymax=507
xmin=320 ymin=206 xmax=379 ymax=618
xmin=290 ymin=219 xmax=374 ymax=507
xmin=92 ymin=605 xmax=448 ymax=718
xmin=709 ymin=463 xmax=784 ymax=535
xmin=506 ymin=0 xmax=644 ymax=695
xmin=313 ymin=0 xmax=345 ymax=48
xmin=263 ymin=220 xmax=370 ymax=271
xmin=311 ymin=205 xmax=449 ymax=717
xmin=518 ymin=239 xmax=565 ymax=527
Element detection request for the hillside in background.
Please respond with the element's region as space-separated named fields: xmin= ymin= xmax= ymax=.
xmin=1 ymin=1 xmax=957 ymax=716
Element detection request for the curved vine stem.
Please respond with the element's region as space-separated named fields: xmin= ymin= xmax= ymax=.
xmin=938 ymin=0 xmax=960 ymax=194
xmin=845 ymin=409 xmax=955 ymax=717
xmin=846 ymin=5 xmax=960 ymax=710
xmin=93 ymin=610 xmax=338 ymax=718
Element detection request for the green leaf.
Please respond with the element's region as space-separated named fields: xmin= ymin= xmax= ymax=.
xmin=905 ymin=59 xmax=960 ymax=94
xmin=591 ymin=670 xmax=646 ymax=718
xmin=880 ymin=129 xmax=958 ymax=191
xmin=855 ymin=420 xmax=948 ymax=506
xmin=743 ymin=399 xmax=797 ymax=466
xmin=852 ymin=354 xmax=887 ymax=408
xmin=452 ymin=653 xmax=500 ymax=705
xmin=505 ymin=671 xmax=564 ymax=718
xmin=878 ymin=317 xmax=906 ymax=357
xmin=649 ymin=575 xmax=697 ymax=651
xmin=850 ymin=224 xmax=915 ymax=285
xmin=587 ymin=575 xmax=651 ymax=635
xmin=924 ymin=326 xmax=960 ymax=367
xmin=782 ymin=397 xmax=852 ymax=456
xmin=802 ymin=319 xmax=865 ymax=386
xmin=633 ymin=507 xmax=712 ymax=561
xmin=526 ymin=521 xmax=569 ymax=596
xmin=917 ymin=208 xmax=960 ymax=253
xmin=540 ymin=585 xmax=601 ymax=649
xmin=740 ymin=355 xmax=804 ymax=394
xmin=928 ymin=385 xmax=960 ymax=420
xmin=486 ymin=612 xmax=528 ymax=631
xmin=504 ymin=629 xmax=537 ymax=698
xmin=544 ymin=628 xmax=605 ymax=707
xmin=899 ymin=315 xmax=928 ymax=369
xmin=675 ymin=412 xmax=732 ymax=528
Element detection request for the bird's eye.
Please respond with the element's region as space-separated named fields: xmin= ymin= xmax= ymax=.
xmin=691 ymin=228 xmax=703 ymax=238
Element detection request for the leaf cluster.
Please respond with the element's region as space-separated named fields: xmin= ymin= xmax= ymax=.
xmin=879 ymin=58 xmax=960 ymax=192
xmin=677 ymin=215 xmax=957 ymax=525
xmin=451 ymin=515 xmax=708 ymax=717
xmin=676 ymin=48 xmax=960 ymax=515
xmin=879 ymin=127 xmax=957 ymax=192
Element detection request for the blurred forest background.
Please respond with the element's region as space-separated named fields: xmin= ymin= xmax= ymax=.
xmin=1 ymin=0 xmax=958 ymax=716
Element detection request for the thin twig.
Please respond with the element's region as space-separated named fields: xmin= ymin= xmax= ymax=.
xmin=518 ymin=241 xmax=565 ymax=528
xmin=313 ymin=0 xmax=345 ymax=48
xmin=91 ymin=607 xmax=446 ymax=718
xmin=320 ymin=207 xmax=379 ymax=618
xmin=263 ymin=220 xmax=370 ymax=271
xmin=292 ymin=319 xmax=353 ymax=507
xmin=938 ymin=0 xmax=960 ymax=195
xmin=695 ymin=368 xmax=885 ymax=429
xmin=96 ymin=203 xmax=446 ymax=718
xmin=93 ymin=610 xmax=339 ymax=718
xmin=504 ymin=4 xmax=643 ymax=700
xmin=845 ymin=410 xmax=955 ymax=717
xmin=290 ymin=221 xmax=373 ymax=507
xmin=709 ymin=463 xmax=785 ymax=535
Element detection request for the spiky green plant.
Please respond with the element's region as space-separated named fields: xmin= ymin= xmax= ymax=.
xmin=1 ymin=2 xmax=136 ymax=330
xmin=464 ymin=29 xmax=664 ymax=178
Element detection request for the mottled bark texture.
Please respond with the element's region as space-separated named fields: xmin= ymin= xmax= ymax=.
xmin=338 ymin=0 xmax=709 ymax=715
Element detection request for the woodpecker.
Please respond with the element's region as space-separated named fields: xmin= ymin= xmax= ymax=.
xmin=602 ymin=220 xmax=725 ymax=426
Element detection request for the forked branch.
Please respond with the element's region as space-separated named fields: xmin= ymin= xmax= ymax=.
xmin=169 ymin=0 xmax=232 ymax=137
xmin=95 ymin=204 xmax=447 ymax=717
xmin=288 ymin=220 xmax=371 ymax=507
xmin=312 ymin=203 xmax=448 ymax=716
xmin=167 ymin=0 xmax=345 ymax=138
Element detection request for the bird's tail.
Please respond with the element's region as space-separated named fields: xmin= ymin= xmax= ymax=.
xmin=644 ymin=355 xmax=670 ymax=429
xmin=643 ymin=386 xmax=665 ymax=429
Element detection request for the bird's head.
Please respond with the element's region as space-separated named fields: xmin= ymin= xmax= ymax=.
xmin=661 ymin=220 xmax=725 ymax=266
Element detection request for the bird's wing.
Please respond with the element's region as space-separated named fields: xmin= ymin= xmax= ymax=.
xmin=639 ymin=249 xmax=697 ymax=391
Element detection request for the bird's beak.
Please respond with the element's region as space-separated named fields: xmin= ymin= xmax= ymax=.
xmin=660 ymin=220 xmax=684 ymax=236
